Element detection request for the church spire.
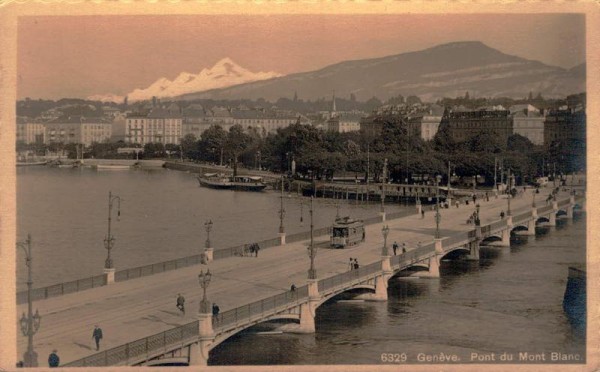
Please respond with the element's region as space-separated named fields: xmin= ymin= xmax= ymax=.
xmin=331 ymin=90 xmax=337 ymax=118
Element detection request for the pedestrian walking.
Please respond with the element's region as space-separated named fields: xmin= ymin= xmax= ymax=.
xmin=290 ymin=284 xmax=296 ymax=292
xmin=349 ymin=258 xmax=354 ymax=271
xmin=392 ymin=241 xmax=398 ymax=255
xmin=455 ymin=200 xmax=460 ymax=208
xmin=48 ymin=350 xmax=60 ymax=368
xmin=402 ymin=242 xmax=407 ymax=253
xmin=176 ymin=293 xmax=185 ymax=315
xmin=421 ymin=210 xmax=425 ymax=219
xmin=212 ymin=303 xmax=220 ymax=317
xmin=92 ymin=325 xmax=103 ymax=351
xmin=485 ymin=192 xmax=489 ymax=202
xmin=254 ymin=243 xmax=260 ymax=257
xmin=500 ymin=210 xmax=505 ymax=219
xmin=353 ymin=259 xmax=360 ymax=270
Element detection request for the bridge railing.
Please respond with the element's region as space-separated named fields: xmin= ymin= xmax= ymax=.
xmin=213 ymin=285 xmax=309 ymax=332
xmin=558 ymin=198 xmax=570 ymax=207
xmin=512 ymin=211 xmax=532 ymax=225
xmin=16 ymin=274 xmax=106 ymax=305
xmin=536 ymin=204 xmax=554 ymax=214
xmin=317 ymin=262 xmax=381 ymax=293
xmin=391 ymin=244 xmax=435 ymax=270
xmin=65 ymin=321 xmax=200 ymax=367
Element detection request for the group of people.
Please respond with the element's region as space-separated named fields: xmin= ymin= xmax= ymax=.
xmin=348 ymin=258 xmax=360 ymax=270
xmin=391 ymin=241 xmax=407 ymax=255
xmin=247 ymin=243 xmax=261 ymax=257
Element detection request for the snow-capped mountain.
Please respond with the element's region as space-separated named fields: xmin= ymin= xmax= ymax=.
xmin=87 ymin=58 xmax=282 ymax=103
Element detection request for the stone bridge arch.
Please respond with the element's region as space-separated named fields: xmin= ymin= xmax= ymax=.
xmin=440 ymin=246 xmax=470 ymax=260
xmin=511 ymin=225 xmax=529 ymax=234
xmin=317 ymin=284 xmax=376 ymax=308
xmin=481 ymin=235 xmax=502 ymax=245
xmin=536 ymin=216 xmax=550 ymax=224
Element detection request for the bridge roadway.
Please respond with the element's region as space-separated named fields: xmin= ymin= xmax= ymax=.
xmin=17 ymin=187 xmax=560 ymax=366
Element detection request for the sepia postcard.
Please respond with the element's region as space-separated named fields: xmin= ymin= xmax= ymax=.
xmin=0 ymin=2 xmax=598 ymax=372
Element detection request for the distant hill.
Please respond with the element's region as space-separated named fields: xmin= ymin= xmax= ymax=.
xmin=178 ymin=41 xmax=585 ymax=102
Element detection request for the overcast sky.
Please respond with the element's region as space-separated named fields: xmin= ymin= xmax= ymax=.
xmin=17 ymin=14 xmax=585 ymax=100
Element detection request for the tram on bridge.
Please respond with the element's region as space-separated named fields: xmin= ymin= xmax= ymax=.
xmin=330 ymin=217 xmax=365 ymax=248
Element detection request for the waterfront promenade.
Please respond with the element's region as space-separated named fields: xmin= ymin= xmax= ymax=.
xmin=17 ymin=186 xmax=568 ymax=365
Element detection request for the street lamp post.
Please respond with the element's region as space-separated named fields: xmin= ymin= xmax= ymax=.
xmin=104 ymin=191 xmax=121 ymax=269
xmin=279 ymin=176 xmax=286 ymax=234
xmin=18 ymin=234 xmax=41 ymax=367
xmin=381 ymin=225 xmax=390 ymax=256
xmin=507 ymin=168 xmax=512 ymax=216
xmin=475 ymin=203 xmax=481 ymax=226
xmin=204 ymin=220 xmax=213 ymax=249
xmin=307 ymin=196 xmax=317 ymax=279
xmin=198 ymin=269 xmax=212 ymax=314
xmin=435 ymin=175 xmax=442 ymax=239
xmin=532 ymin=190 xmax=536 ymax=208
xmin=381 ymin=158 xmax=388 ymax=214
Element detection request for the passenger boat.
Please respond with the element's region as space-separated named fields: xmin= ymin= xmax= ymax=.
xmin=197 ymin=173 xmax=267 ymax=191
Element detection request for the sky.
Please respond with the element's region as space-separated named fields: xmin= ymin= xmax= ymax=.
xmin=17 ymin=14 xmax=585 ymax=100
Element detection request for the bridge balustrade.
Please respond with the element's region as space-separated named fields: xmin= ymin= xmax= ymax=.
xmin=213 ymin=285 xmax=309 ymax=331
xmin=65 ymin=321 xmax=200 ymax=367
xmin=390 ymin=244 xmax=435 ymax=269
xmin=16 ymin=274 xmax=106 ymax=304
xmin=317 ymin=262 xmax=381 ymax=293
xmin=536 ymin=204 xmax=554 ymax=214
xmin=558 ymin=198 xmax=570 ymax=207
xmin=489 ymin=219 xmax=507 ymax=231
xmin=442 ymin=232 xmax=472 ymax=248
xmin=512 ymin=210 xmax=532 ymax=225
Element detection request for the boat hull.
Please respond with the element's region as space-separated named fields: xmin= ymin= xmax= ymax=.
xmin=197 ymin=177 xmax=267 ymax=191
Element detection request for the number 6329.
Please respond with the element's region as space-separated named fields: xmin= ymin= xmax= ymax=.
xmin=381 ymin=353 xmax=407 ymax=363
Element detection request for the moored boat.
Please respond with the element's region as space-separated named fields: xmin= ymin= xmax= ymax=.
xmin=197 ymin=173 xmax=267 ymax=191
xmin=96 ymin=164 xmax=131 ymax=171
xmin=16 ymin=161 xmax=47 ymax=167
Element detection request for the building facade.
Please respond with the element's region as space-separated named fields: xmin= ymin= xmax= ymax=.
xmin=125 ymin=105 xmax=183 ymax=145
xmin=45 ymin=116 xmax=112 ymax=146
xmin=444 ymin=109 xmax=513 ymax=143
xmin=16 ymin=118 xmax=45 ymax=144
xmin=544 ymin=109 xmax=586 ymax=147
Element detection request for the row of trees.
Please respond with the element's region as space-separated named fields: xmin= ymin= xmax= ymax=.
xmin=177 ymin=118 xmax=582 ymax=185
xmin=18 ymin=118 xmax=583 ymax=184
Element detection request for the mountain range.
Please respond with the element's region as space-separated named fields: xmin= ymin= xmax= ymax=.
xmin=177 ymin=41 xmax=585 ymax=102
xmin=87 ymin=58 xmax=282 ymax=103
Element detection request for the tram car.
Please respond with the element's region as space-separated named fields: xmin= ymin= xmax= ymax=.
xmin=330 ymin=217 xmax=365 ymax=248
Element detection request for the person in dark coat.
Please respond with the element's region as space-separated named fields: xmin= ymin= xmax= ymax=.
xmin=254 ymin=243 xmax=260 ymax=257
xmin=392 ymin=241 xmax=398 ymax=256
xmin=176 ymin=293 xmax=185 ymax=315
xmin=212 ymin=303 xmax=220 ymax=317
xmin=353 ymin=259 xmax=359 ymax=270
xmin=48 ymin=350 xmax=60 ymax=368
xmin=92 ymin=325 xmax=103 ymax=351
xmin=402 ymin=242 xmax=407 ymax=253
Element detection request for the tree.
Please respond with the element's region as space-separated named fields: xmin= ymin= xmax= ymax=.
xmin=406 ymin=95 xmax=422 ymax=105
xmin=225 ymin=124 xmax=252 ymax=176
xmin=507 ymin=134 xmax=534 ymax=153
xmin=180 ymin=134 xmax=198 ymax=160
xmin=199 ymin=125 xmax=227 ymax=164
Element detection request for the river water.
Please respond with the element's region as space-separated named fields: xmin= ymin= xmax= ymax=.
xmin=210 ymin=214 xmax=586 ymax=365
xmin=17 ymin=166 xmax=586 ymax=365
xmin=16 ymin=166 xmax=412 ymax=289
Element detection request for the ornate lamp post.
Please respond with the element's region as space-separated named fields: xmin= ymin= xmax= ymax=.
xmin=307 ymin=197 xmax=317 ymax=279
xmin=507 ymin=168 xmax=512 ymax=216
xmin=18 ymin=234 xmax=41 ymax=367
xmin=198 ymin=269 xmax=212 ymax=314
xmin=104 ymin=191 xmax=121 ymax=269
xmin=435 ymin=175 xmax=442 ymax=239
xmin=279 ymin=176 xmax=286 ymax=234
xmin=532 ymin=190 xmax=537 ymax=208
xmin=204 ymin=219 xmax=213 ymax=249
xmin=381 ymin=225 xmax=390 ymax=256
xmin=380 ymin=158 xmax=388 ymax=214
xmin=475 ymin=203 xmax=481 ymax=226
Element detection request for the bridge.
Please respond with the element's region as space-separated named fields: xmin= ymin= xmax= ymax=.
xmin=16 ymin=187 xmax=584 ymax=367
